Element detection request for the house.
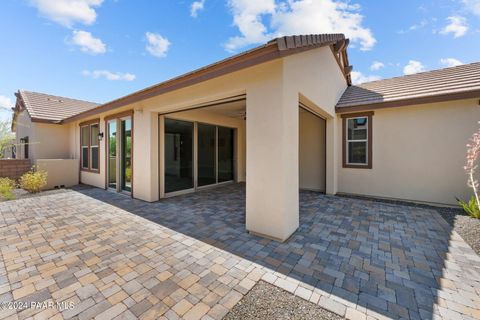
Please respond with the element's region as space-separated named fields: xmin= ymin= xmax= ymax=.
xmin=11 ymin=33 xmax=480 ymax=241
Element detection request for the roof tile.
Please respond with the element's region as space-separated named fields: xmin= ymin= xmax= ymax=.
xmin=337 ymin=62 xmax=480 ymax=109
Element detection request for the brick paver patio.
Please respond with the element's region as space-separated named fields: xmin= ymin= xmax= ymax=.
xmin=0 ymin=183 xmax=479 ymax=320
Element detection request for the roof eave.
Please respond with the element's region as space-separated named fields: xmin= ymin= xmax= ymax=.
xmin=63 ymin=35 xmax=349 ymax=124
xmin=335 ymin=89 xmax=480 ymax=113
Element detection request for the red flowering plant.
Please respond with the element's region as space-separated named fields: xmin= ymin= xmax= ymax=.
xmin=457 ymin=122 xmax=480 ymax=218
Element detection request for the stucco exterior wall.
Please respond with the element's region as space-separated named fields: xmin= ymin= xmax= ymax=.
xmin=14 ymin=111 xmax=71 ymax=161
xmin=283 ymin=46 xmax=347 ymax=117
xmin=14 ymin=111 xmax=33 ymax=159
xmin=337 ymin=99 xmax=480 ymax=205
xmin=283 ymin=47 xmax=348 ymax=196
xmin=31 ymin=123 xmax=71 ymax=159
xmin=35 ymin=159 xmax=79 ymax=190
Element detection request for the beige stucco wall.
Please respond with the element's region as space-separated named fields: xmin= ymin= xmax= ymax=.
xmin=14 ymin=111 xmax=33 ymax=160
xmin=31 ymin=123 xmax=71 ymax=159
xmin=14 ymin=111 xmax=71 ymax=160
xmin=299 ymin=110 xmax=326 ymax=192
xmin=337 ymin=99 xmax=480 ymax=205
xmin=283 ymin=46 xmax=348 ymax=196
xmin=35 ymin=159 xmax=79 ymax=190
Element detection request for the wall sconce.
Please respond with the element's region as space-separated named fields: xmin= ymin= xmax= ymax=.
xmin=98 ymin=132 xmax=104 ymax=141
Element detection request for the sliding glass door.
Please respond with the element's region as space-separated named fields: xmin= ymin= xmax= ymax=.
xmin=197 ymin=124 xmax=216 ymax=187
xmin=121 ymin=118 xmax=132 ymax=192
xmin=107 ymin=120 xmax=117 ymax=189
xmin=217 ymin=126 xmax=234 ymax=182
xmin=164 ymin=119 xmax=194 ymax=193
xmin=107 ymin=115 xmax=133 ymax=194
xmin=164 ymin=118 xmax=235 ymax=196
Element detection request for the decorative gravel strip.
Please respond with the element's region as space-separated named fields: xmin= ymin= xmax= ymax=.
xmin=224 ymin=281 xmax=344 ymax=320
xmin=338 ymin=194 xmax=480 ymax=256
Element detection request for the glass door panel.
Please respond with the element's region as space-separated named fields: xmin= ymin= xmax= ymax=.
xmin=164 ymin=119 xmax=194 ymax=193
xmin=107 ymin=120 xmax=117 ymax=189
xmin=217 ymin=127 xmax=234 ymax=182
xmin=197 ymin=124 xmax=216 ymax=187
xmin=121 ymin=118 xmax=132 ymax=192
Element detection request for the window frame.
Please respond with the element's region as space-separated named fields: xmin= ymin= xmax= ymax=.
xmin=79 ymin=119 xmax=100 ymax=173
xmin=341 ymin=111 xmax=373 ymax=169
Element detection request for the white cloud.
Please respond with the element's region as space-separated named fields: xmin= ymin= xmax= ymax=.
xmin=224 ymin=0 xmax=276 ymax=51
xmin=403 ymin=60 xmax=425 ymax=75
xmin=30 ymin=0 xmax=103 ymax=28
xmin=145 ymin=32 xmax=171 ymax=58
xmin=398 ymin=20 xmax=428 ymax=34
xmin=70 ymin=30 xmax=106 ymax=54
xmin=350 ymin=71 xmax=380 ymax=85
xmin=440 ymin=16 xmax=468 ymax=38
xmin=225 ymin=0 xmax=375 ymax=52
xmin=370 ymin=61 xmax=384 ymax=71
xmin=462 ymin=0 xmax=480 ymax=16
xmin=440 ymin=58 xmax=463 ymax=67
xmin=82 ymin=70 xmax=136 ymax=81
xmin=0 ymin=95 xmax=14 ymax=110
xmin=191 ymin=0 xmax=206 ymax=17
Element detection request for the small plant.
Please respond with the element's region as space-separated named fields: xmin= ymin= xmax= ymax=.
xmin=19 ymin=167 xmax=47 ymax=193
xmin=458 ymin=123 xmax=480 ymax=218
xmin=0 ymin=177 xmax=16 ymax=200
xmin=457 ymin=196 xmax=480 ymax=218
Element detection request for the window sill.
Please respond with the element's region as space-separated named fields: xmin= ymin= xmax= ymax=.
xmin=343 ymin=164 xmax=372 ymax=169
xmin=81 ymin=168 xmax=101 ymax=174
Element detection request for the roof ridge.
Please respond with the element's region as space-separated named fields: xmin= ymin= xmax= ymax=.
xmin=355 ymin=61 xmax=480 ymax=87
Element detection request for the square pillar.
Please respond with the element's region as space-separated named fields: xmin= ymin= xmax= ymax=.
xmin=325 ymin=117 xmax=338 ymax=195
xmin=132 ymin=109 xmax=159 ymax=202
xmin=246 ymin=88 xmax=299 ymax=242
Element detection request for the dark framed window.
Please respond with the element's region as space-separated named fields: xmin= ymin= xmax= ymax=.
xmin=342 ymin=111 xmax=373 ymax=169
xmin=80 ymin=121 xmax=100 ymax=172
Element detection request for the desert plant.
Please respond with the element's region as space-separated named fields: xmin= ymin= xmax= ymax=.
xmin=0 ymin=120 xmax=14 ymax=158
xmin=458 ymin=122 xmax=480 ymax=218
xmin=0 ymin=177 xmax=16 ymax=200
xmin=457 ymin=196 xmax=480 ymax=219
xmin=19 ymin=167 xmax=47 ymax=193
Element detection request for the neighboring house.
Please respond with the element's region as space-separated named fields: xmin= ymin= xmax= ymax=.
xmin=12 ymin=91 xmax=99 ymax=160
xmin=11 ymin=34 xmax=480 ymax=241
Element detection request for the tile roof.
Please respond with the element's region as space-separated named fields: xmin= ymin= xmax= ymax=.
xmin=17 ymin=90 xmax=99 ymax=122
xmin=62 ymin=34 xmax=350 ymax=123
xmin=337 ymin=62 xmax=480 ymax=111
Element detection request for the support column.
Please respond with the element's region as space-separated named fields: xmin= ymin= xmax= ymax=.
xmin=246 ymin=86 xmax=299 ymax=242
xmin=132 ymin=109 xmax=159 ymax=202
xmin=325 ymin=117 xmax=338 ymax=195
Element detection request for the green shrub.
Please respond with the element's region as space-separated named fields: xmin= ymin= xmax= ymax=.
xmin=0 ymin=177 xmax=16 ymax=200
xmin=19 ymin=168 xmax=47 ymax=193
xmin=457 ymin=196 xmax=480 ymax=219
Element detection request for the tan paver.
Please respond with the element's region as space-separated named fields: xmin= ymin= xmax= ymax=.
xmin=0 ymin=187 xmax=479 ymax=320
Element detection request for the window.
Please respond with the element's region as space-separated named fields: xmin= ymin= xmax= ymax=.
xmin=342 ymin=112 xmax=373 ymax=169
xmin=23 ymin=137 xmax=29 ymax=159
xmin=80 ymin=121 xmax=100 ymax=172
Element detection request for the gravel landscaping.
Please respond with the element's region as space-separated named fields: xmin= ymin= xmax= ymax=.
xmin=338 ymin=194 xmax=480 ymax=256
xmin=436 ymin=206 xmax=480 ymax=255
xmin=0 ymin=188 xmax=69 ymax=202
xmin=224 ymin=281 xmax=344 ymax=320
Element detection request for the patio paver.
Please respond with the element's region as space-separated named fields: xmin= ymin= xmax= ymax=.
xmin=0 ymin=183 xmax=479 ymax=319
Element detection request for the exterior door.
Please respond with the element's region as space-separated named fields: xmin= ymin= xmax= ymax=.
xmin=107 ymin=116 xmax=133 ymax=194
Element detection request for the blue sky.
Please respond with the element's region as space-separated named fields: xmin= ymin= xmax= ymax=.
xmin=0 ymin=0 xmax=479 ymax=121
